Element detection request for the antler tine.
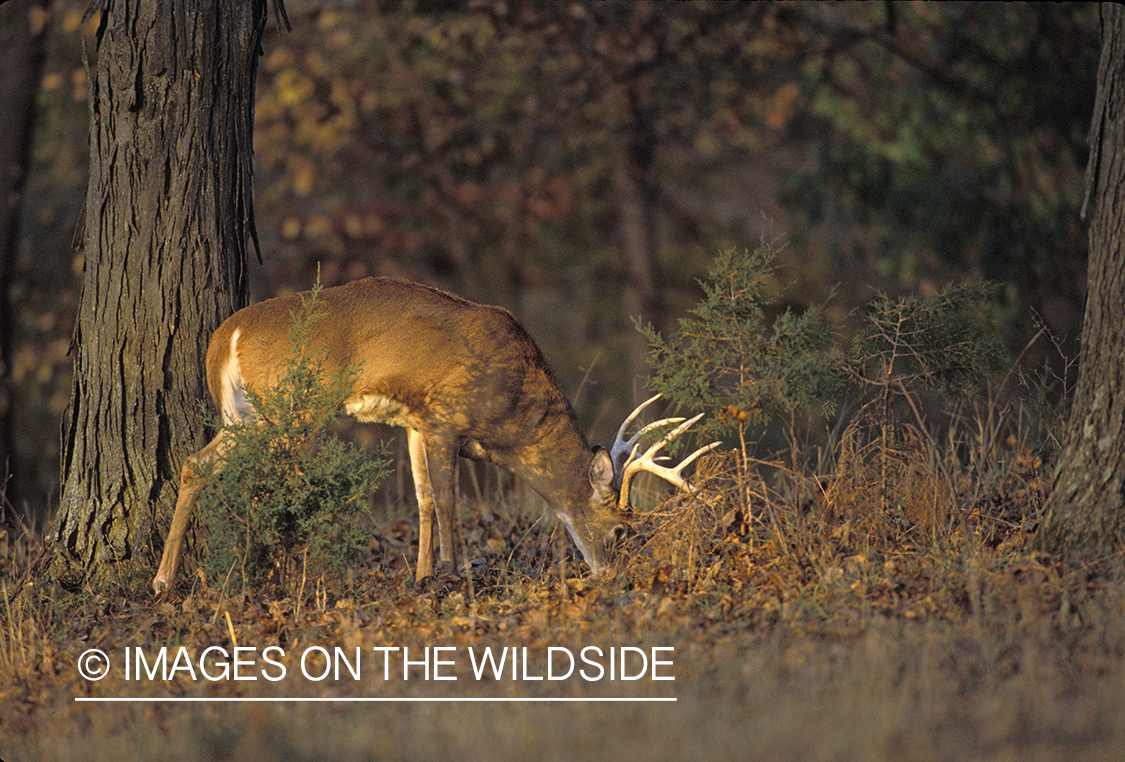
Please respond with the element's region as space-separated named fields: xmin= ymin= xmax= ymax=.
xmin=610 ymin=394 xmax=663 ymax=465
xmin=668 ymin=438 xmax=722 ymax=478
xmin=617 ymin=411 xmax=721 ymax=512
xmin=610 ymin=394 xmax=695 ymax=475
xmin=612 ymin=416 xmax=687 ymax=469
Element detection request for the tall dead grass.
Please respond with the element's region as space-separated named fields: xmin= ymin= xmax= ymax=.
xmin=3 ymin=389 xmax=1123 ymax=761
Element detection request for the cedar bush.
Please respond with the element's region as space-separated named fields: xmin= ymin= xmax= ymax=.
xmin=638 ymin=240 xmax=1008 ymax=562
xmin=193 ymin=283 xmax=388 ymax=592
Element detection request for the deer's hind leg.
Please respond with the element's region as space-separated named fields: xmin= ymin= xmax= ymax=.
xmin=153 ymin=427 xmax=234 ymax=594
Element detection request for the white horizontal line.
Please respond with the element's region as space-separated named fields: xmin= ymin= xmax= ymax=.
xmin=75 ymin=696 xmax=676 ymax=703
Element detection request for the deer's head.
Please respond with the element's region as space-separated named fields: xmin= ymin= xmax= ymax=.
xmin=565 ymin=394 xmax=719 ymax=574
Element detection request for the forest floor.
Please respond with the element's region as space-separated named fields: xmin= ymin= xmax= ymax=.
xmin=2 ymin=448 xmax=1124 ymax=762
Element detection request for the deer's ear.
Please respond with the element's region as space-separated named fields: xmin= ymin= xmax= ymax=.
xmin=589 ymin=447 xmax=615 ymax=491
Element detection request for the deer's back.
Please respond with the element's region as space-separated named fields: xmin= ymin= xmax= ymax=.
xmin=205 ymin=278 xmax=569 ymax=437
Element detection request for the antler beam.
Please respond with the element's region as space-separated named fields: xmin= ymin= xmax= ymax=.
xmin=613 ymin=394 xmax=720 ymax=512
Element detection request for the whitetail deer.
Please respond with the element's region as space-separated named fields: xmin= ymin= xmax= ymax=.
xmin=152 ymin=277 xmax=716 ymax=593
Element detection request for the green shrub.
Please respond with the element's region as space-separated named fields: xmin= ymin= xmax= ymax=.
xmin=638 ymin=239 xmax=1008 ymax=555
xmin=194 ymin=284 xmax=388 ymax=593
xmin=847 ymin=281 xmax=1004 ymax=401
xmin=825 ymin=281 xmax=1006 ymax=545
xmin=642 ymin=240 xmax=1005 ymax=445
xmin=639 ymin=239 xmax=844 ymax=448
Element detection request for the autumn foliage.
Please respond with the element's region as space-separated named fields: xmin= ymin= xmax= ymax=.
xmin=0 ymin=2 xmax=1117 ymax=759
xmin=3 ymin=236 xmax=1109 ymax=760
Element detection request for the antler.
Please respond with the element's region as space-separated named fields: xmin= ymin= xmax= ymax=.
xmin=610 ymin=394 xmax=675 ymax=482
xmin=612 ymin=394 xmax=720 ymax=512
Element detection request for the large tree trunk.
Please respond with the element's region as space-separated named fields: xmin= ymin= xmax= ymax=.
xmin=0 ymin=0 xmax=50 ymax=514
xmin=1035 ymin=4 xmax=1125 ymax=562
xmin=50 ymin=0 xmax=274 ymax=587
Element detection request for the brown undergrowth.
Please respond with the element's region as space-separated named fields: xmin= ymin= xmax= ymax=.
xmin=2 ymin=415 xmax=1123 ymax=761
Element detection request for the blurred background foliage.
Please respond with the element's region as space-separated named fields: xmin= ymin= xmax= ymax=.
xmin=0 ymin=0 xmax=1098 ymax=524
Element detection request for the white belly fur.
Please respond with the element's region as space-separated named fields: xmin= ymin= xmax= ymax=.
xmin=221 ymin=329 xmax=414 ymax=430
xmin=344 ymin=393 xmax=415 ymax=428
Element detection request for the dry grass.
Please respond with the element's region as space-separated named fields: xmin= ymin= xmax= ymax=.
xmin=2 ymin=407 xmax=1124 ymax=762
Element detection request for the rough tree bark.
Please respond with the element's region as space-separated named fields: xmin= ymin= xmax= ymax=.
xmin=1035 ymin=4 xmax=1125 ymax=562
xmin=49 ymin=0 xmax=280 ymax=586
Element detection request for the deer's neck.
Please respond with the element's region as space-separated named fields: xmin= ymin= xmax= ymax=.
xmin=502 ymin=404 xmax=595 ymax=511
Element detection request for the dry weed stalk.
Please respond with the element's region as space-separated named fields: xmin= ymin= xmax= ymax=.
xmin=1 ymin=582 xmax=55 ymax=686
xmin=823 ymin=411 xmax=954 ymax=550
xmin=628 ymin=449 xmax=793 ymax=591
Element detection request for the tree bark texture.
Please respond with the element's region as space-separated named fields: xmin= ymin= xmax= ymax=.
xmin=51 ymin=0 xmax=271 ymax=586
xmin=1036 ymin=4 xmax=1125 ymax=562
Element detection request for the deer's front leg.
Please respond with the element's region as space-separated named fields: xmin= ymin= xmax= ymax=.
xmin=408 ymin=431 xmax=461 ymax=582
xmin=408 ymin=429 xmax=435 ymax=581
